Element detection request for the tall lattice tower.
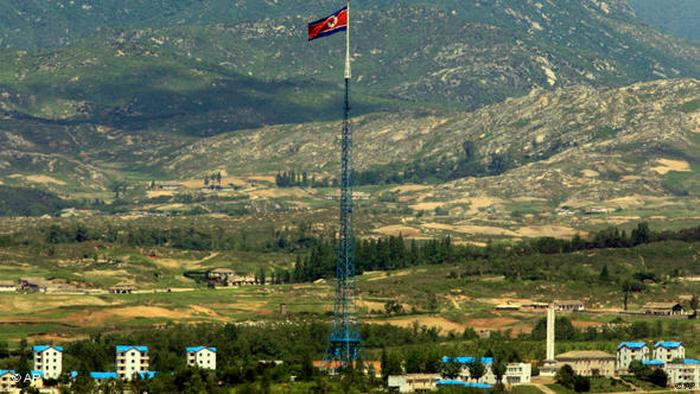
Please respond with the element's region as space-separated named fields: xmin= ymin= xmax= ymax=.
xmin=326 ymin=0 xmax=361 ymax=367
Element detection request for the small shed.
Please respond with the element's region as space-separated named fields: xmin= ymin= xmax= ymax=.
xmin=643 ymin=302 xmax=686 ymax=316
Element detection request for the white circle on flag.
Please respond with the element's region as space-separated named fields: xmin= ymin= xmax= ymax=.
xmin=327 ymin=16 xmax=338 ymax=28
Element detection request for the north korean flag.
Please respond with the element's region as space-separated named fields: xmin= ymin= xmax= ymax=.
xmin=308 ymin=7 xmax=348 ymax=41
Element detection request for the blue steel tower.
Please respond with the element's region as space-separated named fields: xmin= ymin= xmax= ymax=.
xmin=327 ymin=0 xmax=361 ymax=367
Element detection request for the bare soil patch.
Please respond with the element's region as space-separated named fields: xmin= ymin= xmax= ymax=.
xmin=652 ymin=159 xmax=691 ymax=175
xmin=372 ymin=224 xmax=423 ymax=238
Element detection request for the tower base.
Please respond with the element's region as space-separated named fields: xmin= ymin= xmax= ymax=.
xmin=540 ymin=360 xmax=558 ymax=377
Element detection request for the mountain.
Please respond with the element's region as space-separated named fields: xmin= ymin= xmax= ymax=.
xmin=161 ymin=78 xmax=700 ymax=198
xmin=628 ymin=0 xmax=700 ymax=41
xmin=1 ymin=0 xmax=699 ymax=125
xmin=0 ymin=0 xmax=699 ymax=215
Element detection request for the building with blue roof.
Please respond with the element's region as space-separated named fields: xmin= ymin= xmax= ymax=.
xmin=32 ymin=344 xmax=63 ymax=380
xmin=137 ymin=371 xmax=157 ymax=379
xmin=616 ymin=342 xmax=649 ymax=372
xmin=666 ymin=359 xmax=700 ymax=389
xmin=435 ymin=380 xmax=493 ymax=389
xmin=187 ymin=346 xmax=217 ymax=370
xmin=441 ymin=356 xmax=494 ymax=365
xmin=116 ymin=345 xmax=150 ymax=381
xmin=654 ymin=341 xmax=685 ymax=362
xmin=441 ymin=356 xmax=532 ymax=386
xmin=642 ymin=359 xmax=665 ymax=366
xmin=0 ymin=370 xmax=17 ymax=391
xmin=90 ymin=372 xmax=118 ymax=380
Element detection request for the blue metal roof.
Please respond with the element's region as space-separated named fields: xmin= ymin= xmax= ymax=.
xmin=90 ymin=372 xmax=118 ymax=379
xmin=435 ymin=380 xmax=492 ymax=389
xmin=437 ymin=379 xmax=466 ymax=386
xmin=655 ymin=341 xmax=683 ymax=349
xmin=680 ymin=359 xmax=700 ymax=365
xmin=116 ymin=345 xmax=148 ymax=352
xmin=441 ymin=356 xmax=493 ymax=365
xmin=138 ymin=371 xmax=157 ymax=379
xmin=643 ymin=360 xmax=665 ymax=366
xmin=33 ymin=345 xmax=65 ymax=352
xmin=0 ymin=370 xmax=16 ymax=376
xmin=70 ymin=371 xmax=79 ymax=378
xmin=31 ymin=370 xmax=43 ymax=378
xmin=617 ymin=342 xmax=647 ymax=350
xmin=186 ymin=346 xmax=217 ymax=353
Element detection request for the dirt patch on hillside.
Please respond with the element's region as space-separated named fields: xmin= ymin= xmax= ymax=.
xmin=147 ymin=190 xmax=176 ymax=198
xmin=248 ymin=175 xmax=276 ymax=184
xmin=0 ymin=295 xmax=116 ymax=313
xmin=466 ymin=317 xmax=519 ymax=329
xmin=190 ymin=305 xmax=229 ymax=321
xmin=423 ymin=223 xmax=517 ymax=237
xmin=250 ymin=188 xmax=312 ymax=198
xmin=652 ymin=159 xmax=691 ymax=175
xmin=515 ymin=225 xmax=583 ymax=239
xmin=27 ymin=333 xmax=89 ymax=343
xmin=371 ymin=316 xmax=466 ymax=333
xmin=153 ymin=258 xmax=202 ymax=270
xmin=581 ymin=169 xmax=600 ymax=178
xmin=21 ymin=175 xmax=67 ymax=185
xmin=572 ymin=320 xmax=604 ymax=329
xmin=61 ymin=306 xmax=194 ymax=327
xmin=410 ymin=202 xmax=445 ymax=211
xmin=390 ymin=185 xmax=432 ymax=193
xmin=81 ymin=269 xmax=131 ymax=278
xmin=372 ymin=225 xmax=423 ymax=238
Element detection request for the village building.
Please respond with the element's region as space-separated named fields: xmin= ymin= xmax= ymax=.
xmin=33 ymin=345 xmax=63 ymax=379
xmin=495 ymin=303 xmax=520 ymax=311
xmin=440 ymin=356 xmax=532 ymax=386
xmin=555 ymin=351 xmax=616 ymax=377
xmin=665 ymin=359 xmax=700 ymax=389
xmin=554 ymin=300 xmax=585 ymax=312
xmin=521 ymin=302 xmax=549 ymax=310
xmin=387 ymin=374 xmax=441 ymax=393
xmin=206 ymin=268 xmax=257 ymax=287
xmin=109 ymin=285 xmax=135 ymax=294
xmin=0 ymin=281 xmax=16 ymax=292
xmin=18 ymin=278 xmax=48 ymax=293
xmin=504 ymin=363 xmax=532 ymax=385
xmin=643 ymin=302 xmax=686 ymax=317
xmin=0 ymin=370 xmax=16 ymax=391
xmin=116 ymin=346 xmax=149 ymax=381
xmin=654 ymin=341 xmax=685 ymax=362
xmin=186 ymin=347 xmax=217 ymax=370
xmin=616 ymin=342 xmax=649 ymax=372
xmin=90 ymin=372 xmax=118 ymax=380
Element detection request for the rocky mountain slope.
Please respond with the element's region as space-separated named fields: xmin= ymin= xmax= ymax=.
xmin=160 ymin=79 xmax=700 ymax=199
xmin=0 ymin=0 xmax=699 ymax=128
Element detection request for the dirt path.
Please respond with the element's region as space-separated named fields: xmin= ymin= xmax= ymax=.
xmin=534 ymin=384 xmax=556 ymax=394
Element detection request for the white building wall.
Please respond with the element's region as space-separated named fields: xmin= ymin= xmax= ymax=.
xmin=117 ymin=349 xmax=149 ymax=381
xmin=665 ymin=364 xmax=700 ymax=389
xmin=188 ymin=349 xmax=217 ymax=370
xmin=617 ymin=347 xmax=649 ymax=371
xmin=654 ymin=346 xmax=685 ymax=363
xmin=33 ymin=348 xmax=63 ymax=379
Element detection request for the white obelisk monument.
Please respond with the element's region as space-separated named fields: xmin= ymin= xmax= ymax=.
xmin=541 ymin=305 xmax=558 ymax=376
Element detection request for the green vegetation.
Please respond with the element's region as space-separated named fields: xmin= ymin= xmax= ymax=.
xmin=0 ymin=186 xmax=67 ymax=216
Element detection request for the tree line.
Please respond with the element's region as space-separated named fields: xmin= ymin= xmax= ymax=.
xmin=275 ymin=170 xmax=333 ymax=188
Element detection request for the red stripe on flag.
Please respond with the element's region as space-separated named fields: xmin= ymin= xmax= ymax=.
xmin=308 ymin=7 xmax=348 ymax=41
